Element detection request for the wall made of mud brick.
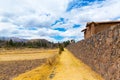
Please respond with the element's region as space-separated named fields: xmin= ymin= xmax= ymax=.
xmin=67 ymin=24 xmax=120 ymax=80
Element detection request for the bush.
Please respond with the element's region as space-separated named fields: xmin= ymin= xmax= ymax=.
xmin=58 ymin=44 xmax=64 ymax=54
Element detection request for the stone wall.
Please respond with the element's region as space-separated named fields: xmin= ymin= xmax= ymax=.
xmin=67 ymin=24 xmax=120 ymax=80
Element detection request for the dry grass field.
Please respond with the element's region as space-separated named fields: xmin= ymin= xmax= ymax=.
xmin=0 ymin=48 xmax=58 ymax=61
xmin=0 ymin=59 xmax=46 ymax=80
xmin=0 ymin=48 xmax=58 ymax=80
xmin=14 ymin=49 xmax=104 ymax=80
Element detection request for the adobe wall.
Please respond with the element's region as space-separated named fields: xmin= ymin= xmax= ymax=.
xmin=95 ymin=23 xmax=118 ymax=34
xmin=85 ymin=27 xmax=91 ymax=39
xmin=84 ymin=23 xmax=120 ymax=39
xmin=67 ymin=24 xmax=120 ymax=80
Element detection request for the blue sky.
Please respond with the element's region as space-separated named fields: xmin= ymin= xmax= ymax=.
xmin=0 ymin=0 xmax=120 ymax=42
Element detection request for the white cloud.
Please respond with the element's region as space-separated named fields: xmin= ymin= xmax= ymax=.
xmin=0 ymin=22 xmax=18 ymax=36
xmin=68 ymin=0 xmax=120 ymax=22
xmin=0 ymin=0 xmax=120 ymax=42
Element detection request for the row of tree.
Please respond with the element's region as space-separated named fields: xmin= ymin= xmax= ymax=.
xmin=0 ymin=39 xmax=75 ymax=49
xmin=0 ymin=39 xmax=55 ymax=48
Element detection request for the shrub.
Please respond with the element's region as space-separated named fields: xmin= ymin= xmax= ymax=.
xmin=58 ymin=44 xmax=64 ymax=54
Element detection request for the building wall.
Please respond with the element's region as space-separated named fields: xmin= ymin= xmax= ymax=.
xmin=67 ymin=24 xmax=120 ymax=80
xmin=85 ymin=27 xmax=91 ymax=39
xmin=95 ymin=23 xmax=119 ymax=34
xmin=84 ymin=22 xmax=120 ymax=39
xmin=90 ymin=23 xmax=95 ymax=36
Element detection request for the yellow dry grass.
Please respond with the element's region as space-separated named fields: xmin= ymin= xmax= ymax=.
xmin=0 ymin=48 xmax=58 ymax=61
xmin=13 ymin=49 xmax=104 ymax=80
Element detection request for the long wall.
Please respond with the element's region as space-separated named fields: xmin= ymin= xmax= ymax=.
xmin=67 ymin=24 xmax=120 ymax=80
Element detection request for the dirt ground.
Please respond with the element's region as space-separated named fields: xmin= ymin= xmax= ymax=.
xmin=0 ymin=48 xmax=58 ymax=80
xmin=0 ymin=59 xmax=45 ymax=80
xmin=14 ymin=49 xmax=104 ymax=80
xmin=0 ymin=48 xmax=58 ymax=61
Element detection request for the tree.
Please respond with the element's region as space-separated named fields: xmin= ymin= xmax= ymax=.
xmin=9 ymin=39 xmax=14 ymax=46
xmin=71 ymin=39 xmax=75 ymax=43
xmin=58 ymin=43 xmax=64 ymax=54
xmin=63 ymin=40 xmax=70 ymax=47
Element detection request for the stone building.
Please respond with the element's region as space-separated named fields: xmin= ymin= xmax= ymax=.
xmin=82 ymin=21 xmax=120 ymax=39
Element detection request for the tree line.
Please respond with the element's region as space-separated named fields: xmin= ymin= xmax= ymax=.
xmin=0 ymin=39 xmax=55 ymax=48
xmin=0 ymin=39 xmax=75 ymax=49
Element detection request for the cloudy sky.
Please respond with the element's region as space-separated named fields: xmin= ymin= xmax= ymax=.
xmin=0 ymin=0 xmax=120 ymax=42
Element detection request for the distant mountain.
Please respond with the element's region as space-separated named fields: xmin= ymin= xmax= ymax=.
xmin=28 ymin=39 xmax=55 ymax=48
xmin=0 ymin=37 xmax=57 ymax=48
xmin=0 ymin=37 xmax=28 ymax=42
xmin=0 ymin=37 xmax=52 ymax=43
xmin=28 ymin=39 xmax=50 ymax=43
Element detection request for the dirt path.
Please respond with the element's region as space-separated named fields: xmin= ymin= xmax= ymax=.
xmin=50 ymin=49 xmax=104 ymax=80
xmin=14 ymin=49 xmax=104 ymax=80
